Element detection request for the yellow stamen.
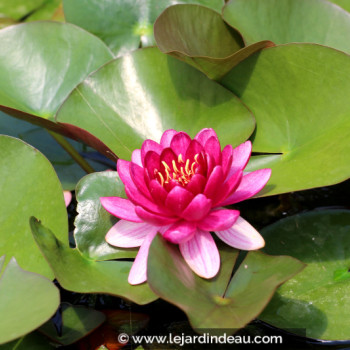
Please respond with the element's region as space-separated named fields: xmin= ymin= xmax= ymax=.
xmin=178 ymin=154 xmax=184 ymax=163
xmin=162 ymin=161 xmax=171 ymax=171
xmin=194 ymin=154 xmax=199 ymax=164
xmin=185 ymin=159 xmax=190 ymax=174
xmin=164 ymin=167 xmax=171 ymax=182
xmin=172 ymin=160 xmax=179 ymax=173
xmin=191 ymin=161 xmax=196 ymax=174
xmin=157 ymin=172 xmax=164 ymax=187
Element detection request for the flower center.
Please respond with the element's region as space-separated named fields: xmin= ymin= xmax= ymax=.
xmin=155 ymin=153 xmax=200 ymax=187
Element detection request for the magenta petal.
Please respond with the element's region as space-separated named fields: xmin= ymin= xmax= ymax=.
xmin=148 ymin=179 xmax=168 ymax=205
xmin=179 ymin=229 xmax=220 ymax=279
xmin=204 ymin=136 xmax=221 ymax=165
xmin=160 ymin=129 xmax=177 ymax=148
xmin=198 ymin=209 xmax=240 ymax=231
xmin=215 ymin=216 xmax=265 ymax=250
xmin=64 ymin=191 xmax=72 ymax=207
xmin=132 ymin=149 xmax=142 ymax=167
xmin=100 ymin=197 xmax=143 ymax=223
xmin=130 ymin=163 xmax=152 ymax=199
xmin=228 ymin=141 xmax=252 ymax=177
xmin=160 ymin=148 xmax=177 ymax=172
xmin=165 ymin=186 xmax=194 ymax=216
xmin=128 ymin=230 xmax=158 ymax=285
xmin=117 ymin=159 xmax=133 ymax=189
xmin=213 ymin=170 xmax=242 ymax=206
xmin=220 ymin=168 xmax=271 ymax=206
xmin=163 ymin=221 xmax=197 ymax=244
xmin=141 ymin=140 xmax=163 ymax=165
xmin=106 ymin=220 xmax=155 ymax=248
xmin=144 ymin=151 xmax=160 ymax=179
xmin=221 ymin=145 xmax=233 ymax=179
xmin=205 ymin=153 xmax=215 ymax=177
xmin=170 ymin=132 xmax=191 ymax=156
xmin=135 ymin=206 xmax=178 ymax=226
xmin=186 ymin=174 xmax=206 ymax=195
xmin=194 ymin=128 xmax=218 ymax=147
xmin=181 ymin=194 xmax=212 ymax=221
xmin=185 ymin=139 xmax=204 ymax=161
xmin=203 ymin=166 xmax=224 ymax=200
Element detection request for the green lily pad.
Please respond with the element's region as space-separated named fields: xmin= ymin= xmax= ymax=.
xmin=154 ymin=4 xmax=273 ymax=80
xmin=223 ymin=0 xmax=350 ymax=54
xmin=330 ymin=0 xmax=350 ymax=12
xmin=39 ymin=303 xmax=106 ymax=345
xmin=57 ymin=47 xmax=255 ymax=160
xmin=30 ymin=218 xmax=158 ymax=305
xmin=147 ymin=235 xmax=304 ymax=331
xmin=0 ymin=257 xmax=60 ymax=345
xmin=25 ymin=0 xmax=64 ymax=22
xmin=0 ymin=332 xmax=55 ymax=350
xmin=0 ymin=135 xmax=67 ymax=278
xmin=0 ymin=112 xmax=107 ymax=190
xmin=260 ymin=210 xmax=350 ymax=340
xmin=0 ymin=16 xmax=16 ymax=29
xmin=0 ymin=0 xmax=45 ymax=20
xmin=75 ymin=171 xmax=137 ymax=261
xmin=221 ymin=44 xmax=350 ymax=196
xmin=63 ymin=0 xmax=225 ymax=57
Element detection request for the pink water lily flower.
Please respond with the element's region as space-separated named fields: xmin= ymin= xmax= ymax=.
xmin=101 ymin=129 xmax=271 ymax=285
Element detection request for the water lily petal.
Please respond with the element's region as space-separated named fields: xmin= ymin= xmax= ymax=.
xmin=213 ymin=170 xmax=242 ymax=206
xmin=205 ymin=153 xmax=215 ymax=177
xmin=198 ymin=209 xmax=240 ymax=231
xmin=135 ymin=206 xmax=178 ymax=226
xmin=141 ymin=139 xmax=163 ymax=165
xmin=117 ymin=159 xmax=133 ymax=189
xmin=128 ymin=230 xmax=158 ymax=285
xmin=215 ymin=216 xmax=265 ymax=250
xmin=100 ymin=197 xmax=143 ymax=223
xmin=144 ymin=151 xmax=160 ymax=180
xmin=148 ymin=179 xmax=168 ymax=205
xmin=165 ymin=186 xmax=194 ymax=215
xmin=170 ymin=131 xmax=191 ymax=156
xmin=220 ymin=168 xmax=272 ymax=206
xmin=130 ymin=163 xmax=152 ymax=199
xmin=221 ymin=144 xmax=233 ymax=179
xmin=185 ymin=139 xmax=204 ymax=162
xmin=179 ymin=229 xmax=220 ymax=279
xmin=204 ymin=136 xmax=221 ymax=165
xmin=160 ymin=147 xmax=177 ymax=173
xmin=63 ymin=191 xmax=72 ymax=207
xmin=203 ymin=165 xmax=224 ymax=200
xmin=194 ymin=128 xmax=218 ymax=147
xmin=163 ymin=221 xmax=197 ymax=244
xmin=181 ymin=194 xmax=212 ymax=221
xmin=160 ymin=129 xmax=177 ymax=148
xmin=186 ymin=173 xmax=206 ymax=195
xmin=131 ymin=149 xmax=142 ymax=167
xmin=106 ymin=220 xmax=156 ymax=247
xmin=228 ymin=141 xmax=252 ymax=177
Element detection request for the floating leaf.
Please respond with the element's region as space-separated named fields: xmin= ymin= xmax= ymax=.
xmin=261 ymin=210 xmax=350 ymax=340
xmin=0 ymin=0 xmax=45 ymax=20
xmin=31 ymin=218 xmax=158 ymax=305
xmin=39 ymin=303 xmax=106 ymax=345
xmin=75 ymin=171 xmax=137 ymax=261
xmin=221 ymin=44 xmax=350 ymax=196
xmin=63 ymin=0 xmax=225 ymax=56
xmin=25 ymin=0 xmax=64 ymax=22
xmin=57 ymin=47 xmax=255 ymax=160
xmin=0 ymin=332 xmax=55 ymax=350
xmin=0 ymin=112 xmax=107 ymax=190
xmin=0 ymin=135 xmax=68 ymax=278
xmin=147 ymin=235 xmax=304 ymax=331
xmin=223 ymin=0 xmax=350 ymax=54
xmin=154 ymin=4 xmax=273 ymax=80
xmin=329 ymin=0 xmax=350 ymax=12
xmin=0 ymin=257 xmax=59 ymax=345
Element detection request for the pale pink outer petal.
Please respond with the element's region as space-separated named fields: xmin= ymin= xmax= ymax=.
xmin=100 ymin=197 xmax=143 ymax=223
xmin=220 ymin=168 xmax=271 ymax=206
xmin=132 ymin=149 xmax=142 ymax=167
xmin=228 ymin=141 xmax=252 ymax=177
xmin=163 ymin=221 xmax=197 ymax=244
xmin=128 ymin=230 xmax=159 ymax=285
xmin=179 ymin=229 xmax=220 ymax=279
xmin=63 ymin=191 xmax=72 ymax=207
xmin=106 ymin=220 xmax=157 ymax=248
xmin=160 ymin=129 xmax=178 ymax=148
xmin=198 ymin=209 xmax=240 ymax=231
xmin=215 ymin=216 xmax=265 ymax=250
